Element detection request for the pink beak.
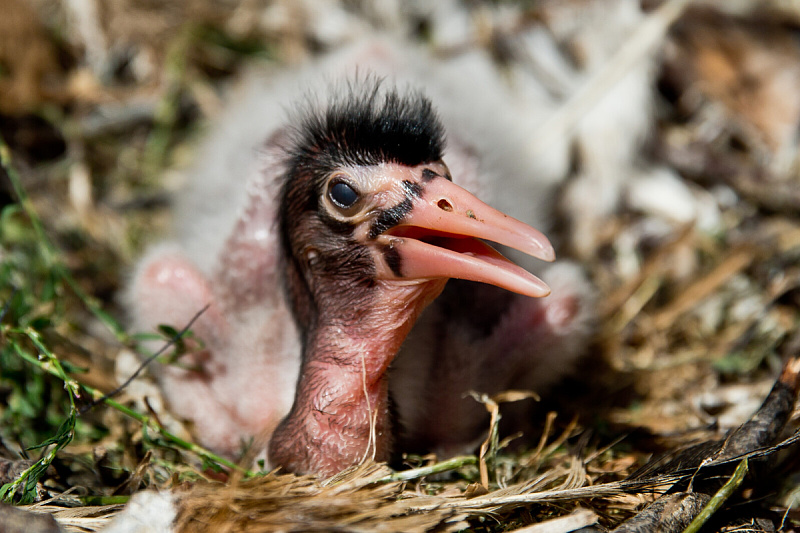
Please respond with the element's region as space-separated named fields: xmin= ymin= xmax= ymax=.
xmin=375 ymin=177 xmax=554 ymax=298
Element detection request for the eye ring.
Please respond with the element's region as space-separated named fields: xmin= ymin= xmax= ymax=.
xmin=327 ymin=177 xmax=362 ymax=215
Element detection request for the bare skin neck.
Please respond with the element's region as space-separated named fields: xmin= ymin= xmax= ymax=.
xmin=268 ymin=280 xmax=445 ymax=477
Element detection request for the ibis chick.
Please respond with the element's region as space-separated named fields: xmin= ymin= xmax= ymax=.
xmin=128 ymin=43 xmax=594 ymax=477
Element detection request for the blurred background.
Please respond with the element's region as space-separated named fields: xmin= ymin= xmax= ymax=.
xmin=2 ymin=0 xmax=800 ymax=529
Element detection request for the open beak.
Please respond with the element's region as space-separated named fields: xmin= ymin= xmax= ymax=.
xmin=374 ymin=176 xmax=554 ymax=298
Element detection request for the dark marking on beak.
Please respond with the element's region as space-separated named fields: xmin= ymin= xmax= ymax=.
xmin=369 ymin=197 xmax=414 ymax=239
xmin=382 ymin=242 xmax=403 ymax=277
xmin=422 ymin=167 xmax=453 ymax=182
xmin=402 ymin=180 xmax=423 ymax=198
xmin=421 ymin=168 xmax=438 ymax=182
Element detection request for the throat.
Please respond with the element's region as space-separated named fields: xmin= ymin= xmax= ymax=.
xmin=268 ymin=280 xmax=445 ymax=476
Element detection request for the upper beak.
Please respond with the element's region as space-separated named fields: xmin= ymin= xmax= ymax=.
xmin=374 ymin=176 xmax=555 ymax=298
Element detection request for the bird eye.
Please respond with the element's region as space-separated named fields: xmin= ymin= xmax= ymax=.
xmin=328 ymin=180 xmax=360 ymax=211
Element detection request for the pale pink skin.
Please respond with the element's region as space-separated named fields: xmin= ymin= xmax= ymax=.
xmin=267 ymin=279 xmax=445 ymax=475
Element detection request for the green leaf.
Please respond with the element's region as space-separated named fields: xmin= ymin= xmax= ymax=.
xmin=27 ymin=414 xmax=75 ymax=450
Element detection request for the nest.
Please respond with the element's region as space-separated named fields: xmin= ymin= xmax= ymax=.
xmin=2 ymin=0 xmax=800 ymax=531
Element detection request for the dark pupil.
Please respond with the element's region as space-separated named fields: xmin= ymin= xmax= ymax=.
xmin=330 ymin=182 xmax=358 ymax=208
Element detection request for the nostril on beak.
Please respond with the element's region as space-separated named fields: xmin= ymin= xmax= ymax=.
xmin=437 ymin=199 xmax=453 ymax=212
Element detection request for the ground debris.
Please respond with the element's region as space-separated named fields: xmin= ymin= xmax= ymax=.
xmin=611 ymin=358 xmax=800 ymax=532
xmin=610 ymin=492 xmax=711 ymax=533
xmin=173 ymin=463 xmax=466 ymax=533
xmin=656 ymin=6 xmax=800 ymax=213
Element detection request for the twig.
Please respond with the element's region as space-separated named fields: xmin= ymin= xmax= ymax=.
xmin=682 ymin=459 xmax=749 ymax=533
xmin=378 ymin=456 xmax=478 ymax=483
xmin=79 ymin=304 xmax=210 ymax=413
xmin=653 ymin=244 xmax=758 ymax=330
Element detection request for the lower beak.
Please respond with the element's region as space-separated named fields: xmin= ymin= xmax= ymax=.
xmin=374 ymin=177 xmax=554 ymax=298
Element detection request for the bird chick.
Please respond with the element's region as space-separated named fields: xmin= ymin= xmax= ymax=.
xmin=128 ymin=40 xmax=595 ymax=476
